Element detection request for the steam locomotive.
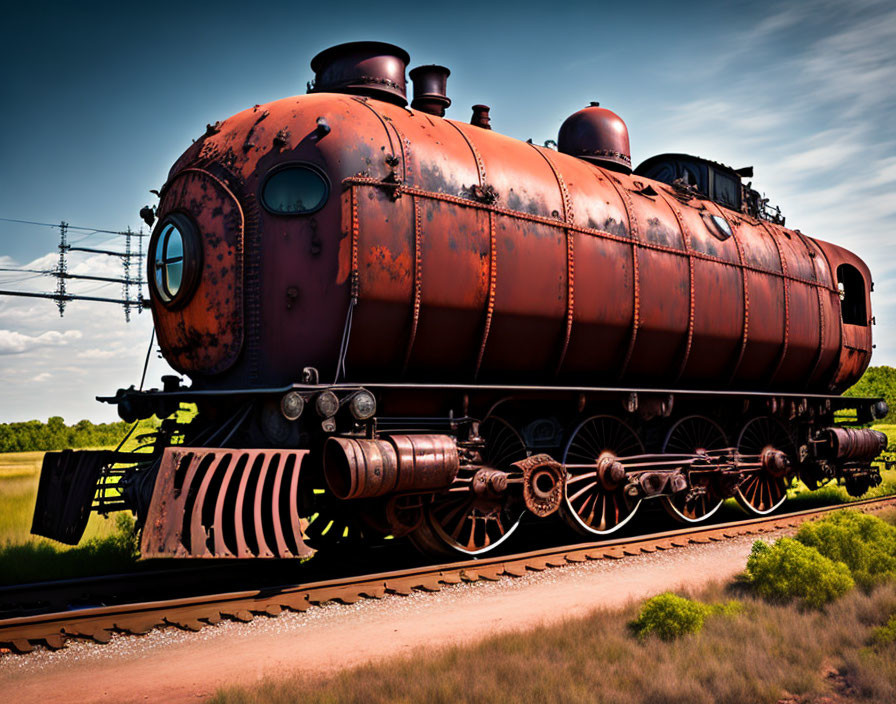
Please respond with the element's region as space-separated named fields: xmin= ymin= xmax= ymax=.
xmin=32 ymin=42 xmax=888 ymax=558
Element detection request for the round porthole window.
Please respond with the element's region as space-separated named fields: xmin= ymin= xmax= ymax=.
xmin=150 ymin=213 xmax=202 ymax=308
xmin=261 ymin=164 xmax=329 ymax=215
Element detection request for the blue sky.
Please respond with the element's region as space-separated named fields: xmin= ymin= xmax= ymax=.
xmin=1 ymin=0 xmax=894 ymax=422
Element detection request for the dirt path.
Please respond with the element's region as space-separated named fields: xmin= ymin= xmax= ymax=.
xmin=0 ymin=532 xmax=780 ymax=703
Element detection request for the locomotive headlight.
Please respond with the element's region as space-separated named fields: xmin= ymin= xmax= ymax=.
xmin=315 ymin=390 xmax=340 ymax=418
xmin=348 ymin=390 xmax=377 ymax=420
xmin=280 ymin=391 xmax=305 ymax=421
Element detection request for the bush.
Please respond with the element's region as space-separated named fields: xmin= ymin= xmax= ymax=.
xmin=796 ymin=511 xmax=896 ymax=590
xmin=745 ymin=538 xmax=854 ymax=608
xmin=629 ymin=593 xmax=740 ymax=641
xmin=871 ymin=613 xmax=896 ymax=648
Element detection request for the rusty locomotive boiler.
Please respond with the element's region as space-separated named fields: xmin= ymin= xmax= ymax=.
xmin=31 ymin=41 xmax=889 ymax=558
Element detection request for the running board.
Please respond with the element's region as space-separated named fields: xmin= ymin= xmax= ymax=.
xmin=141 ymin=448 xmax=313 ymax=559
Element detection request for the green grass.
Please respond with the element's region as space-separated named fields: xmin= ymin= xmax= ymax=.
xmin=0 ymin=415 xmax=167 ymax=585
xmin=0 ymin=450 xmax=140 ymax=584
xmin=0 ymin=410 xmax=200 ymax=584
xmin=786 ymin=467 xmax=896 ymax=509
xmin=875 ymin=424 xmax=896 ymax=450
xmin=0 ymin=451 xmax=125 ymax=546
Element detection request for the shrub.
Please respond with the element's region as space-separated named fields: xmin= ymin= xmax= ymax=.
xmin=709 ymin=600 xmax=744 ymax=618
xmin=871 ymin=614 xmax=896 ymax=648
xmin=631 ymin=593 xmax=708 ymax=640
xmin=796 ymin=511 xmax=896 ymax=590
xmin=745 ymin=538 xmax=854 ymax=608
xmin=629 ymin=593 xmax=740 ymax=641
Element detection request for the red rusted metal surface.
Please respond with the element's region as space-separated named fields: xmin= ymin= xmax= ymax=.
xmin=515 ymin=454 xmax=566 ymax=517
xmin=150 ymin=168 xmax=244 ymax=376
xmin=149 ymin=42 xmax=874 ymax=395
xmin=141 ymin=448 xmax=312 ymax=559
xmin=825 ymin=427 xmax=888 ymax=461
xmin=324 ymin=434 xmax=459 ymax=500
xmin=558 ymin=102 xmax=632 ymax=173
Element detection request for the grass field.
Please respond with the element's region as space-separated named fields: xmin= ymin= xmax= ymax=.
xmin=210 ymin=580 xmax=896 ymax=704
xmin=0 ymin=449 xmax=140 ymax=584
xmin=0 ymin=418 xmax=163 ymax=584
xmin=213 ymin=509 xmax=896 ymax=704
xmin=0 ymin=451 xmax=123 ymax=546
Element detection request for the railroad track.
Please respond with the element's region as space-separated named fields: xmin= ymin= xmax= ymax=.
xmin=3 ymin=496 xmax=895 ymax=655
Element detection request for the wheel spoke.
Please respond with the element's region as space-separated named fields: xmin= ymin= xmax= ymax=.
xmin=735 ymin=416 xmax=794 ymax=516
xmin=661 ymin=416 xmax=727 ymax=524
xmin=416 ymin=416 xmax=525 ymax=556
xmin=561 ymin=415 xmax=643 ymax=535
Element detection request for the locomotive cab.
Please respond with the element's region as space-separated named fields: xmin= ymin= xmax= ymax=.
xmin=635 ymin=153 xmax=785 ymax=224
xmin=816 ymin=240 xmax=874 ymax=391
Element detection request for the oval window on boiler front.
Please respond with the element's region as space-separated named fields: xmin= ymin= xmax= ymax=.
xmin=150 ymin=213 xmax=202 ymax=308
xmin=261 ymin=164 xmax=329 ymax=215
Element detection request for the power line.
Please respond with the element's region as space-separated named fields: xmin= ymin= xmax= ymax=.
xmin=0 ymin=267 xmax=53 ymax=275
xmin=0 ymin=289 xmax=149 ymax=307
xmin=0 ymin=216 xmax=139 ymax=237
xmin=0 ymin=220 xmax=148 ymax=320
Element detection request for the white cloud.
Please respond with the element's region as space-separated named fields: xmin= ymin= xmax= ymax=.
xmin=0 ymin=329 xmax=82 ymax=355
xmin=31 ymin=372 xmax=51 ymax=382
xmin=77 ymin=346 xmax=128 ymax=360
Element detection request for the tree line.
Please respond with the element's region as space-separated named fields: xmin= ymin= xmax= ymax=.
xmin=0 ymin=416 xmax=135 ymax=453
xmin=845 ymin=365 xmax=896 ymax=423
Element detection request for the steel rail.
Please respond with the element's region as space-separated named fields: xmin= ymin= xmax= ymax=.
xmin=3 ymin=496 xmax=895 ymax=655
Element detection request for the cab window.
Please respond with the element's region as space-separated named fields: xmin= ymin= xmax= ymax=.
xmin=837 ymin=264 xmax=867 ymax=326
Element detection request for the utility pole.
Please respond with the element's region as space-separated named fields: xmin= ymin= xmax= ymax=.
xmin=0 ymin=219 xmax=149 ymax=318
xmin=56 ymin=221 xmax=68 ymax=316
xmin=123 ymin=227 xmax=132 ymax=322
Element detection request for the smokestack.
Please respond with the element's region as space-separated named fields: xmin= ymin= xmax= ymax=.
xmin=409 ymin=65 xmax=451 ymax=117
xmin=471 ymin=104 xmax=492 ymax=130
xmin=309 ymin=41 xmax=410 ymax=106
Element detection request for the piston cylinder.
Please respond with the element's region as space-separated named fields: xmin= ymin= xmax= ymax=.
xmin=824 ymin=427 xmax=887 ymax=461
xmin=324 ymin=434 xmax=459 ymax=500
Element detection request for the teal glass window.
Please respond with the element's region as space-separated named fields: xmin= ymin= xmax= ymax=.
xmin=262 ymin=165 xmax=328 ymax=214
xmin=154 ymin=222 xmax=185 ymax=302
